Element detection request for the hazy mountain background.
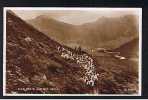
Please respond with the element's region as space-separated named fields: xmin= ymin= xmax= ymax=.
xmin=27 ymin=14 xmax=138 ymax=50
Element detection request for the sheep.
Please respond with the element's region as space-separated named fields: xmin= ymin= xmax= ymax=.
xmin=59 ymin=47 xmax=99 ymax=87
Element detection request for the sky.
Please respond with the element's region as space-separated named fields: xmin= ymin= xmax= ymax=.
xmin=11 ymin=8 xmax=140 ymax=25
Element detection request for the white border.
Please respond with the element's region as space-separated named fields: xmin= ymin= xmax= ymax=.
xmin=3 ymin=7 xmax=142 ymax=96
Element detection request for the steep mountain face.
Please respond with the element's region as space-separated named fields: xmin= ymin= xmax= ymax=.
xmin=80 ymin=15 xmax=138 ymax=49
xmin=114 ymin=38 xmax=139 ymax=58
xmin=6 ymin=10 xmax=139 ymax=94
xmin=28 ymin=15 xmax=138 ymax=49
xmin=27 ymin=15 xmax=79 ymax=45
xmin=6 ymin=11 xmax=101 ymax=94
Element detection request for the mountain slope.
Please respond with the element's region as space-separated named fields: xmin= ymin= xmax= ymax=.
xmin=114 ymin=38 xmax=139 ymax=58
xmin=27 ymin=15 xmax=79 ymax=45
xmin=6 ymin=11 xmax=101 ymax=94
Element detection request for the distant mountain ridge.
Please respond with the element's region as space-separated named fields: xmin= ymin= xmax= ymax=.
xmin=27 ymin=14 xmax=138 ymax=49
xmin=27 ymin=15 xmax=78 ymax=45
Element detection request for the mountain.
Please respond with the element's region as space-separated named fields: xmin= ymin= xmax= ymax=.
xmin=27 ymin=14 xmax=138 ymax=49
xmin=80 ymin=15 xmax=138 ymax=49
xmin=27 ymin=15 xmax=79 ymax=45
xmin=114 ymin=38 xmax=139 ymax=58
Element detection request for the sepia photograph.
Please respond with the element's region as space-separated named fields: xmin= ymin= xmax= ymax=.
xmin=3 ymin=7 xmax=142 ymax=96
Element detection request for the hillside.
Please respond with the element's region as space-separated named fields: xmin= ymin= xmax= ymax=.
xmin=6 ymin=10 xmax=101 ymax=94
xmin=114 ymin=38 xmax=139 ymax=58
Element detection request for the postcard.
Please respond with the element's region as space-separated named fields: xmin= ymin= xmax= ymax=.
xmin=3 ymin=7 xmax=142 ymax=96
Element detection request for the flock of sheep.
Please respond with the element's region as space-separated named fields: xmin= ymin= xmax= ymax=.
xmin=57 ymin=46 xmax=99 ymax=87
